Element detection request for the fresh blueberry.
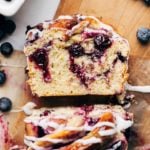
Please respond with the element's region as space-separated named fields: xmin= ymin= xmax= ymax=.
xmin=68 ymin=43 xmax=84 ymax=57
xmin=4 ymin=20 xmax=16 ymax=34
xmin=0 ymin=30 xmax=5 ymax=40
xmin=0 ymin=14 xmax=5 ymax=24
xmin=5 ymin=0 xmax=12 ymax=2
xmin=0 ymin=97 xmax=12 ymax=112
xmin=94 ymin=34 xmax=112 ymax=51
xmin=137 ymin=27 xmax=150 ymax=44
xmin=0 ymin=71 xmax=6 ymax=85
xmin=0 ymin=42 xmax=14 ymax=57
xmin=144 ymin=0 xmax=150 ymax=6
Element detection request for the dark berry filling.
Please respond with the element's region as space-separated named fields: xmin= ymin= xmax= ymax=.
xmin=40 ymin=110 xmax=51 ymax=117
xmin=70 ymin=57 xmax=88 ymax=87
xmin=91 ymin=49 xmax=104 ymax=60
xmin=37 ymin=126 xmax=45 ymax=137
xmin=84 ymin=32 xmax=100 ymax=39
xmin=81 ymin=105 xmax=94 ymax=113
xmin=117 ymin=52 xmax=127 ymax=63
xmin=68 ymin=43 xmax=84 ymax=57
xmin=36 ymin=23 xmax=44 ymax=31
xmin=87 ymin=118 xmax=99 ymax=126
xmin=113 ymin=57 xmax=118 ymax=65
xmin=69 ymin=57 xmax=95 ymax=87
xmin=103 ymin=70 xmax=110 ymax=77
xmin=29 ymin=48 xmax=51 ymax=82
xmin=25 ymin=25 xmax=33 ymax=34
xmin=66 ymin=20 xmax=78 ymax=29
xmin=113 ymin=52 xmax=127 ymax=65
xmin=67 ymin=33 xmax=112 ymax=87
xmin=94 ymin=34 xmax=112 ymax=51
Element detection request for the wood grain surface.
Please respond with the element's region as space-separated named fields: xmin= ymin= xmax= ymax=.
xmin=0 ymin=0 xmax=150 ymax=149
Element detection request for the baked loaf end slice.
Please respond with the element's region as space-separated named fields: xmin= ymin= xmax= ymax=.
xmin=24 ymin=15 xmax=130 ymax=96
xmin=24 ymin=105 xmax=133 ymax=150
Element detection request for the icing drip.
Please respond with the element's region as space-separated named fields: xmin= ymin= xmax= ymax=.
xmin=9 ymin=145 xmax=27 ymax=150
xmin=26 ymin=28 xmax=43 ymax=43
xmin=8 ymin=102 xmax=37 ymax=115
xmin=24 ymin=138 xmax=49 ymax=150
xmin=76 ymin=137 xmax=101 ymax=145
xmin=115 ymin=114 xmax=133 ymax=131
xmin=126 ymin=83 xmax=150 ymax=93
xmin=99 ymin=128 xmax=117 ymax=136
xmin=22 ymin=102 xmax=37 ymax=115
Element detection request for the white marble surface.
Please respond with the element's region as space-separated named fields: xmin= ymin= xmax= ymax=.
xmin=0 ymin=0 xmax=60 ymax=50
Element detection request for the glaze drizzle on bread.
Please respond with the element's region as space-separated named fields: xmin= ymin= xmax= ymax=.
xmin=24 ymin=105 xmax=133 ymax=150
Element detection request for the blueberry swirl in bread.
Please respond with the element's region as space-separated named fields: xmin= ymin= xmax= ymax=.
xmin=24 ymin=14 xmax=130 ymax=97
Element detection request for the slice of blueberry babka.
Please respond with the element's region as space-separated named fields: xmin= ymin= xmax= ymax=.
xmin=24 ymin=105 xmax=133 ymax=150
xmin=24 ymin=15 xmax=130 ymax=96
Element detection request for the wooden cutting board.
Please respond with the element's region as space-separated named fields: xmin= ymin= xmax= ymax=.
xmin=0 ymin=0 xmax=150 ymax=149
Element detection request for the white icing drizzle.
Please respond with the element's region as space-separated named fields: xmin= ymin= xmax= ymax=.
xmin=94 ymin=121 xmax=116 ymax=128
xmin=57 ymin=15 xmax=73 ymax=20
xmin=3 ymin=102 xmax=37 ymax=114
xmin=99 ymin=128 xmax=117 ymax=136
xmin=24 ymin=110 xmax=133 ymax=133
xmin=76 ymin=137 xmax=101 ymax=145
xmin=22 ymin=102 xmax=37 ymax=115
xmin=25 ymin=135 xmax=67 ymax=143
xmin=84 ymin=27 xmax=108 ymax=36
xmin=9 ymin=145 xmax=26 ymax=150
xmin=47 ymin=121 xmax=60 ymax=129
xmin=106 ymin=141 xmax=122 ymax=150
xmin=38 ymin=117 xmax=51 ymax=130
xmin=123 ymin=102 xmax=131 ymax=109
xmin=26 ymin=29 xmax=43 ymax=41
xmin=24 ymin=138 xmax=50 ymax=150
xmin=66 ymin=23 xmax=82 ymax=35
xmin=24 ymin=112 xmax=133 ymax=149
xmin=126 ymin=83 xmax=150 ymax=93
xmin=115 ymin=114 xmax=133 ymax=131
xmin=24 ymin=135 xmax=77 ymax=149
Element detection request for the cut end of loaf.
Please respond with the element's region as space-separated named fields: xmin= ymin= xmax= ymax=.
xmin=24 ymin=14 xmax=130 ymax=97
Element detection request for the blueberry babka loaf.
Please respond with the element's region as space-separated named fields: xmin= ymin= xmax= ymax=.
xmin=24 ymin=105 xmax=133 ymax=150
xmin=24 ymin=15 xmax=130 ymax=96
